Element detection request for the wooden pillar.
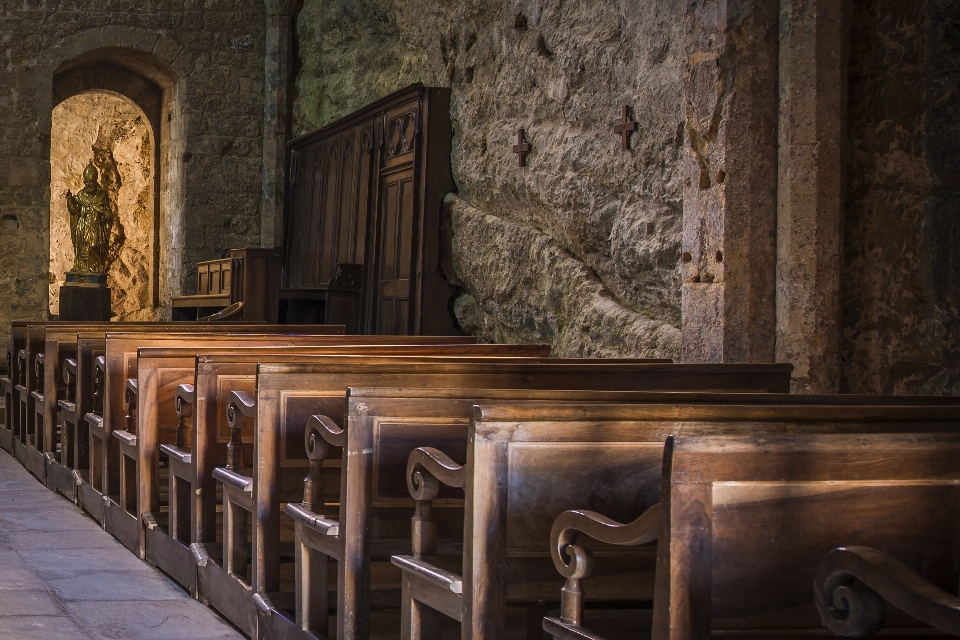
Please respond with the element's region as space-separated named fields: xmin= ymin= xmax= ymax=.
xmin=261 ymin=0 xmax=300 ymax=249
xmin=776 ymin=0 xmax=849 ymax=393
xmin=681 ymin=0 xmax=780 ymax=363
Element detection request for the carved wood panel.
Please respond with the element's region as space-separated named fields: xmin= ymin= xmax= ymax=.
xmin=283 ymin=84 xmax=457 ymax=335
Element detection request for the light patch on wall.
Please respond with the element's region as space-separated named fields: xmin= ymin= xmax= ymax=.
xmin=49 ymin=91 xmax=156 ymax=320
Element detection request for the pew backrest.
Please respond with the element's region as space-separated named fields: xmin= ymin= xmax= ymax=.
xmin=249 ymin=361 xmax=792 ymax=597
xmin=653 ymin=431 xmax=960 ymax=639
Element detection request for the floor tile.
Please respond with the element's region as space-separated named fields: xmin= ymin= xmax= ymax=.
xmin=68 ymin=601 xmax=244 ymax=640
xmin=48 ymin=571 xmax=188 ymax=602
xmin=0 ymin=615 xmax=95 ymax=639
xmin=0 ymin=589 xmax=65 ymax=616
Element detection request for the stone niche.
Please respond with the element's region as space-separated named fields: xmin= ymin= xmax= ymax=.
xmin=49 ymin=92 xmax=156 ymax=320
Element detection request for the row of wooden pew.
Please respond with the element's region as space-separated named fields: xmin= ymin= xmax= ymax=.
xmin=2 ymin=321 xmax=959 ymax=640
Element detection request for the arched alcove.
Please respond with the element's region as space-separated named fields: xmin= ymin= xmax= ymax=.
xmin=49 ymin=91 xmax=156 ymax=319
xmin=49 ymin=48 xmax=183 ymax=319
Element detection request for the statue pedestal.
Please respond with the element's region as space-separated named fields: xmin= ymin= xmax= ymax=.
xmin=60 ymin=285 xmax=111 ymax=321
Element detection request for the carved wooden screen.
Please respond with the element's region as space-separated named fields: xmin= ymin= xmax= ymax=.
xmin=283 ymin=84 xmax=457 ymax=335
xmin=284 ymin=124 xmax=372 ymax=289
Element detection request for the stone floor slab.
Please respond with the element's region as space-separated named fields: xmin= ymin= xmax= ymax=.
xmin=0 ymin=589 xmax=65 ymax=616
xmin=68 ymin=601 xmax=244 ymax=640
xmin=0 ymin=615 xmax=95 ymax=639
xmin=0 ymin=449 xmax=245 ymax=639
xmin=48 ymin=571 xmax=189 ymax=602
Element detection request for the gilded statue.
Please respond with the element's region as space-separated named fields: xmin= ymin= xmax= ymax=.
xmin=66 ymin=162 xmax=113 ymax=275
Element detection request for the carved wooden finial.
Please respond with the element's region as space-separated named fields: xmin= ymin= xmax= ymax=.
xmin=613 ymin=105 xmax=637 ymax=150
xmin=512 ymin=128 xmax=531 ymax=167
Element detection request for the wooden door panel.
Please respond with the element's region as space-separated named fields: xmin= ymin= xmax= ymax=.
xmin=376 ymin=168 xmax=415 ymax=334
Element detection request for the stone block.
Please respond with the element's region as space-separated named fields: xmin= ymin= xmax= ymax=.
xmin=59 ymin=286 xmax=111 ymax=321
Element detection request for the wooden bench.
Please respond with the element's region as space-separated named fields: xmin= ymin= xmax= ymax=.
xmin=68 ymin=329 xmax=345 ymax=527
xmin=654 ymin=431 xmax=960 ymax=640
xmin=201 ymin=359 xmax=787 ymax=636
xmin=39 ymin=322 xmax=345 ymax=500
xmin=388 ymin=401 xmax=960 ymax=640
xmin=274 ymin=367 xmax=793 ymax=640
xmin=1 ymin=321 xmax=33 ymax=453
xmin=139 ymin=342 xmax=535 ymax=595
xmin=12 ymin=323 xmax=45 ymax=472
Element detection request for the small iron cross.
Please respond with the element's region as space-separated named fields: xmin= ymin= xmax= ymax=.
xmin=512 ymin=128 xmax=531 ymax=167
xmin=613 ymin=105 xmax=637 ymax=150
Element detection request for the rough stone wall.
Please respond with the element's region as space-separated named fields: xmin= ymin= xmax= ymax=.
xmin=49 ymin=93 xmax=155 ymax=321
xmin=295 ymin=0 xmax=684 ymax=358
xmin=842 ymin=0 xmax=960 ymax=394
xmin=0 ymin=1 xmax=268 ymax=347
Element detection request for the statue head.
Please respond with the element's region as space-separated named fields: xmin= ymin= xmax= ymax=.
xmin=82 ymin=162 xmax=99 ymax=194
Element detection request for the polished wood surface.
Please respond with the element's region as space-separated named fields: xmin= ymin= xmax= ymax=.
xmin=387 ymin=400 xmax=960 ymax=640
xmin=654 ymin=432 xmax=960 ymax=640
xmin=283 ymin=84 xmax=457 ymax=335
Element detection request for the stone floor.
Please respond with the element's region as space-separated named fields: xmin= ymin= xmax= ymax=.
xmin=0 ymin=448 xmax=245 ymax=640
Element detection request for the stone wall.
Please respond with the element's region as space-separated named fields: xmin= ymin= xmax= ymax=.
xmin=0 ymin=1 xmax=269 ymax=347
xmin=295 ymin=0 xmax=684 ymax=358
xmin=842 ymin=0 xmax=960 ymax=394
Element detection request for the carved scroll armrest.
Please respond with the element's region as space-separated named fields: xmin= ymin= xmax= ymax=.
xmin=815 ymin=546 xmax=960 ymax=637
xmin=198 ymin=301 xmax=245 ymax=322
xmin=93 ymin=356 xmax=106 ymax=415
xmin=123 ymin=379 xmax=138 ymax=434
xmin=300 ymin=414 xmax=344 ymax=516
xmin=225 ymin=390 xmax=255 ymax=472
xmin=17 ymin=349 xmax=26 ymax=384
xmin=175 ymin=384 xmax=195 ymax=450
xmin=405 ymin=447 xmax=466 ymax=559
xmin=34 ymin=352 xmax=44 ymax=385
xmin=63 ymin=358 xmax=78 ymax=403
xmin=549 ymin=504 xmax=660 ymax=628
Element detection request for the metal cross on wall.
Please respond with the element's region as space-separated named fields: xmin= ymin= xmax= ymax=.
xmin=512 ymin=128 xmax=531 ymax=167
xmin=613 ymin=105 xmax=637 ymax=150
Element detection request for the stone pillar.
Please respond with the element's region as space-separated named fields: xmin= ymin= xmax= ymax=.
xmin=261 ymin=0 xmax=301 ymax=249
xmin=775 ymin=0 xmax=848 ymax=393
xmin=681 ymin=0 xmax=780 ymax=363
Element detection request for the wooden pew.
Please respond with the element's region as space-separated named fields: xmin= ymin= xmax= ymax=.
xmin=278 ymin=372 xmax=798 ymax=640
xmin=34 ymin=322 xmax=344 ymax=502
xmin=204 ymin=360 xmax=789 ymax=637
xmin=140 ymin=342 xmax=532 ymax=595
xmin=651 ymin=432 xmax=960 ymax=640
xmin=12 ymin=323 xmax=45 ymax=472
xmin=388 ymin=401 xmax=960 ymax=640
xmin=1 ymin=321 xmax=33 ymax=453
xmin=121 ymin=342 xmax=513 ymax=557
xmin=74 ymin=328 xmax=346 ymax=523
xmin=1 ymin=346 xmax=9 ymax=452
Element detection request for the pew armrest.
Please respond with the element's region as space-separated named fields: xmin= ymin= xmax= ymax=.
xmin=551 ymin=505 xmax=660 ymax=576
xmin=227 ymin=390 xmax=255 ymax=419
xmin=63 ymin=358 xmax=77 ymax=378
xmin=85 ymin=412 xmax=103 ymax=429
xmin=213 ymin=466 xmax=253 ymax=492
xmin=546 ymin=504 xmax=660 ymax=633
xmin=407 ymin=447 xmax=465 ymax=495
xmin=159 ymin=443 xmax=192 ymax=465
xmin=175 ymin=383 xmax=195 ymax=407
xmin=285 ymin=503 xmax=340 ymax=536
xmin=306 ymin=413 xmax=343 ymax=449
xmin=391 ymin=555 xmax=463 ymax=595
xmin=815 ymin=546 xmax=960 ymax=637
